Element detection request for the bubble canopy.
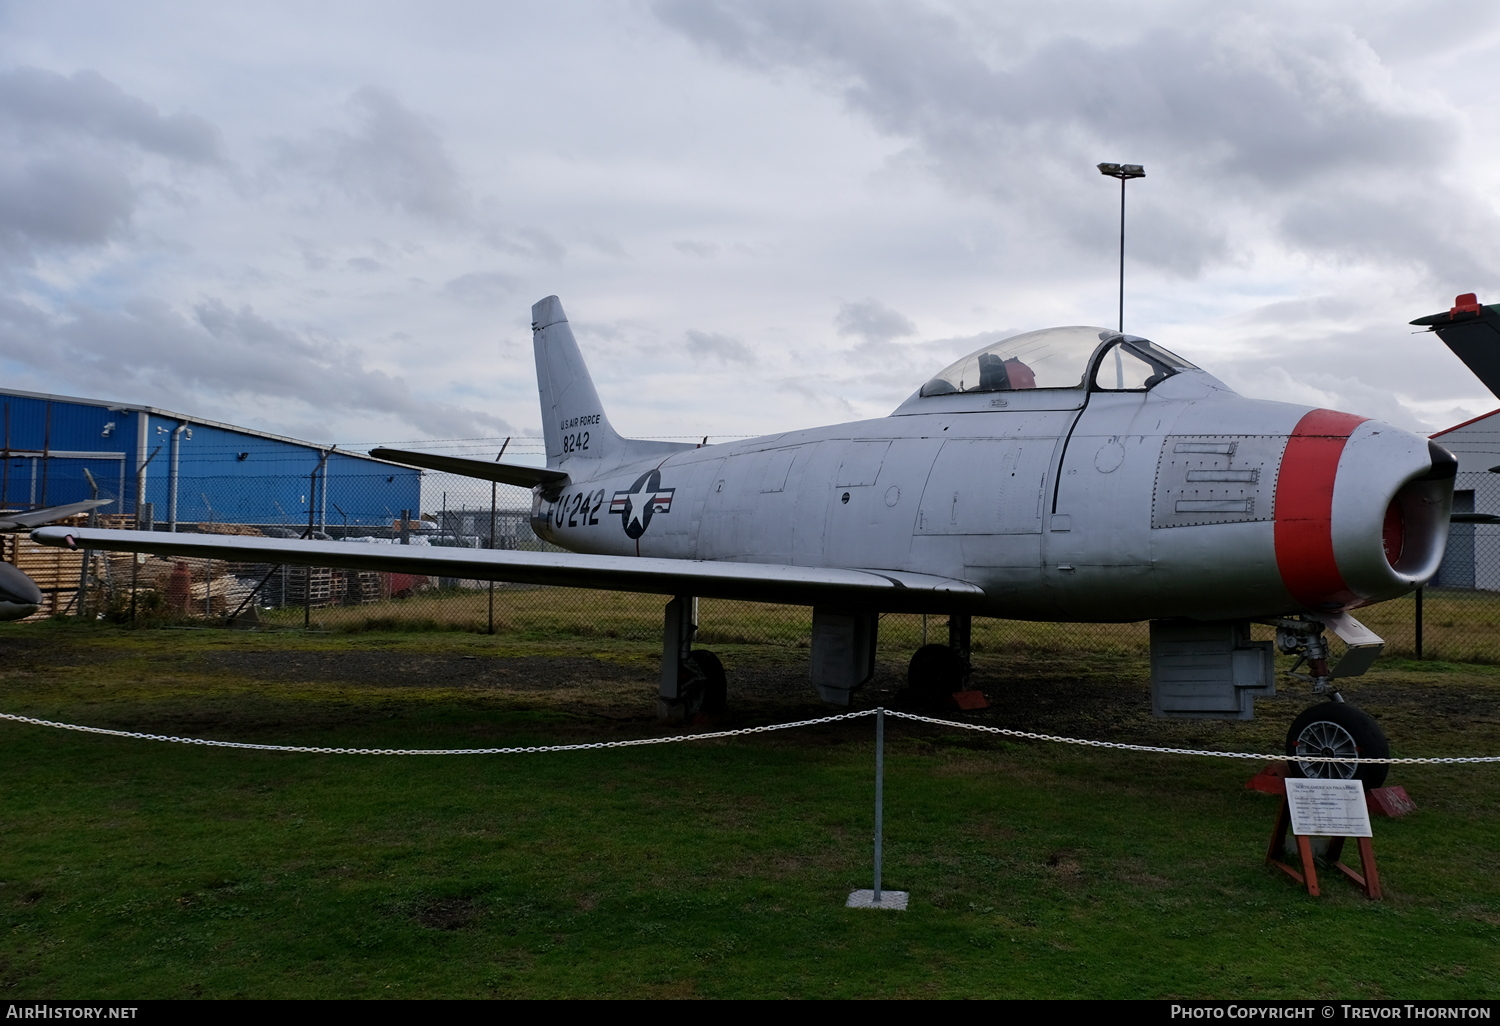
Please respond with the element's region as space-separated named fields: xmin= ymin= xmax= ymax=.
xmin=918 ymin=326 xmax=1197 ymax=397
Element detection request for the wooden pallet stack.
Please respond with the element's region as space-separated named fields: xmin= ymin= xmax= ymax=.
xmin=285 ymin=566 xmax=338 ymax=608
xmin=347 ymin=570 xmax=388 ymax=604
xmin=1 ymin=532 xmax=86 ymax=617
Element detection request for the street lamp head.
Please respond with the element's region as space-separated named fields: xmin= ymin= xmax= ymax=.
xmin=1097 ymin=162 xmax=1145 ymax=180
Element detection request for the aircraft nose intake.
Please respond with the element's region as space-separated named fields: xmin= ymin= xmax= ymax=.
xmin=1272 ymin=409 xmax=1369 ymax=611
xmin=1286 ymin=415 xmax=1456 ymax=611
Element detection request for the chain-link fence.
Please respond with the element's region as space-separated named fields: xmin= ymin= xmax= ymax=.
xmin=9 ymin=472 xmax=1500 ymax=666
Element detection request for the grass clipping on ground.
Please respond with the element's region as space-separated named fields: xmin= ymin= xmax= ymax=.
xmin=1 ymin=621 xmax=1498 ymax=999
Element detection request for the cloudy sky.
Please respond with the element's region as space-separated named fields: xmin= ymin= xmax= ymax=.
xmin=1 ymin=1 xmax=1499 ymax=465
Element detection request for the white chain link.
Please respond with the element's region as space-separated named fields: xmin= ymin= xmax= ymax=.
xmin=883 ymin=709 xmax=1500 ymax=765
xmin=0 ymin=709 xmax=876 ymax=755
xmin=3 ymin=706 xmax=1498 ymax=764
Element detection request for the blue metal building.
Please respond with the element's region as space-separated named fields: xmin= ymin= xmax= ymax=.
xmin=0 ymin=388 xmax=422 ymax=533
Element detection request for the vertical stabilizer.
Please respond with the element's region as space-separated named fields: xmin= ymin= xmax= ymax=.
xmin=531 ymin=296 xmax=696 ymax=473
xmin=533 ymin=296 xmax=624 ymax=470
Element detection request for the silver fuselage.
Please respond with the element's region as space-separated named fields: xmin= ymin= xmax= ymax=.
xmin=533 ymin=369 xmax=1450 ymax=622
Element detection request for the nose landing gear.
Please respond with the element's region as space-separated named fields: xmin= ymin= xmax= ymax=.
xmin=1273 ymin=616 xmax=1390 ymax=790
xmin=1285 ymin=700 xmax=1390 ymax=790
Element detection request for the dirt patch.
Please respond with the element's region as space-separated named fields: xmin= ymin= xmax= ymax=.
xmin=407 ymin=897 xmax=480 ymax=931
xmin=198 ymin=651 xmax=657 ymax=691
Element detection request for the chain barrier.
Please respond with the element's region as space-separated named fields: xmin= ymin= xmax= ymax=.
xmin=4 ymin=706 xmax=1500 ymax=764
xmin=882 ymin=709 xmax=1500 ymax=765
xmin=0 ymin=709 xmax=875 ymax=755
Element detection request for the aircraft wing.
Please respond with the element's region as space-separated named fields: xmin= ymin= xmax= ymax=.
xmin=29 ymin=527 xmax=986 ymax=612
xmin=0 ymin=499 xmax=113 ymax=531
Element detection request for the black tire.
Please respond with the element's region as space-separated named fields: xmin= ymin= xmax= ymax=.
xmin=683 ymin=650 xmax=727 ymax=716
xmin=907 ymin=644 xmax=967 ymax=705
xmin=1285 ymin=701 xmax=1390 ymax=791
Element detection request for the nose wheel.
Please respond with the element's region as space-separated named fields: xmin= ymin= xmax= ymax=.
xmin=1285 ymin=700 xmax=1390 ymax=791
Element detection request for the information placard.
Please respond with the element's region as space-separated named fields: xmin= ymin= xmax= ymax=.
xmin=1284 ymin=777 xmax=1372 ymax=837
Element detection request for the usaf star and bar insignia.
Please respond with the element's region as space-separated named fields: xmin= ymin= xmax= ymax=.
xmin=610 ymin=469 xmax=675 ymax=539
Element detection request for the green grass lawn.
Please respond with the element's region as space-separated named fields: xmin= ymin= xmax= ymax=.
xmin=2 ymin=622 xmax=1498 ymax=999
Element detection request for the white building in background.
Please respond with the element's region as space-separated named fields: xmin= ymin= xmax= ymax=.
xmin=1431 ymin=410 xmax=1500 ymax=590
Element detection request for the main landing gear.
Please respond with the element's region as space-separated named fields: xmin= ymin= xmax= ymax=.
xmin=1274 ymin=617 xmax=1390 ymax=790
xmin=903 ymin=613 xmax=973 ymax=709
xmin=657 ymin=596 xmax=726 ymax=722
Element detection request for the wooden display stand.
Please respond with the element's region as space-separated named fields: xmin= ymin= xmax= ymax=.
xmin=1246 ymin=764 xmax=1407 ymax=900
xmin=1265 ymin=794 xmax=1381 ymax=899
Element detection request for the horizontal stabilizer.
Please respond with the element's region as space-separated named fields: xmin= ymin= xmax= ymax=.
xmin=1412 ymin=294 xmax=1500 ymax=399
xmin=30 ymin=527 xmax=986 ymax=613
xmin=0 ymin=498 xmax=113 ymax=531
xmin=369 ymin=448 xmax=570 ymax=497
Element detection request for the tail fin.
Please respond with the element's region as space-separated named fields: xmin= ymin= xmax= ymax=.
xmin=531 ymin=296 xmax=693 ymax=473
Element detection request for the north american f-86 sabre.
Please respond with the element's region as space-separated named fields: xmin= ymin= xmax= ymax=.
xmin=34 ymin=296 xmax=1457 ymax=788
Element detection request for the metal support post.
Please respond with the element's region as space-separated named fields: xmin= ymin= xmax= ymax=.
xmin=488 ymin=480 xmax=497 ymax=635
xmin=847 ymin=707 xmax=907 ymax=910
xmin=76 ymin=469 xmax=99 ymax=618
xmin=167 ymin=423 xmax=187 ymax=532
xmin=874 ymin=706 xmax=884 ymax=902
xmin=1415 ymin=588 xmax=1424 ymax=660
xmin=488 ymin=439 xmax=508 ymax=636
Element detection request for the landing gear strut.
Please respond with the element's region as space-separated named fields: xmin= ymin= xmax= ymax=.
xmin=657 ymin=595 xmax=725 ymax=721
xmin=1274 ymin=616 xmax=1390 ymax=790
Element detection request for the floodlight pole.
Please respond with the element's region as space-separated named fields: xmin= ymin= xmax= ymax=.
xmin=1117 ymin=176 xmax=1126 ymax=332
xmin=1097 ymin=163 xmax=1146 ymax=333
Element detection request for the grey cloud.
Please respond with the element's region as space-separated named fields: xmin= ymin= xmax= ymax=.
xmin=0 ymin=67 xmax=222 ymax=163
xmin=0 ymin=295 xmax=511 ymax=439
xmin=346 ymin=256 xmax=386 ymax=273
xmin=0 ymin=67 xmax=224 ymax=258
xmin=285 ymin=87 xmax=468 ymax=221
xmin=1235 ymin=295 xmax=1365 ymax=327
xmin=658 ymin=2 xmax=1492 ymax=279
xmin=445 ymin=271 xmax=519 ymax=304
xmin=776 ymin=377 xmax=857 ymax=415
xmin=674 ymin=239 xmax=720 ymax=257
xmin=835 ymin=297 xmax=916 ymax=342
xmin=686 ymin=328 xmax=755 ymax=363
xmin=0 ymin=156 xmax=134 ymax=249
xmin=586 ymin=234 xmax=628 ymax=259
xmin=485 ymin=226 xmax=567 ymax=261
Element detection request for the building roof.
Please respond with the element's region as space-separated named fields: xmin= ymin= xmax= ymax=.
xmin=0 ymin=386 xmax=409 ymax=468
xmin=1433 ymin=407 xmax=1500 ymax=439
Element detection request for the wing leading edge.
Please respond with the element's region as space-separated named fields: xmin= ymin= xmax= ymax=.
xmin=29 ymin=527 xmax=985 ymax=612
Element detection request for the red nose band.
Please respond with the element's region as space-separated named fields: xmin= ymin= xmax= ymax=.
xmin=1274 ymin=409 xmax=1368 ymax=610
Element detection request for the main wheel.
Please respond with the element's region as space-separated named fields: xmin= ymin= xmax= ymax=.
xmin=1285 ymin=701 xmax=1390 ymax=791
xmin=906 ymin=644 xmax=967 ymax=706
xmin=685 ymin=649 xmax=727 ymax=715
